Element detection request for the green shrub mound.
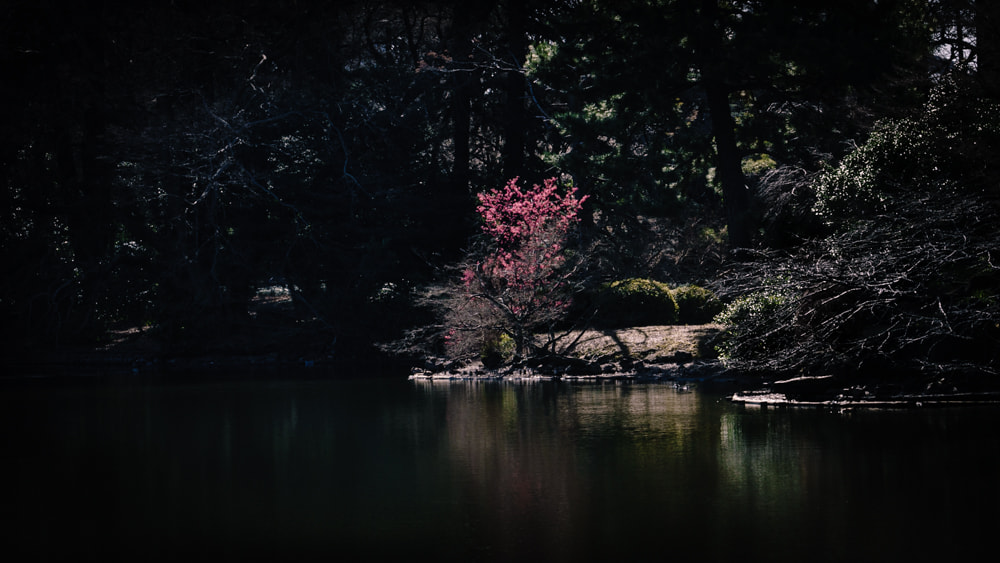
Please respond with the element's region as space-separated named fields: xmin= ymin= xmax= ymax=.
xmin=672 ymin=285 xmax=724 ymax=324
xmin=481 ymin=332 xmax=516 ymax=369
xmin=593 ymin=278 xmax=679 ymax=328
xmin=713 ymin=290 xmax=795 ymax=363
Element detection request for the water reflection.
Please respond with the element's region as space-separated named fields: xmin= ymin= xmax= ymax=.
xmin=412 ymin=381 xmax=732 ymax=560
xmin=415 ymin=380 xmax=1000 ymax=561
xmin=3 ymin=376 xmax=999 ymax=562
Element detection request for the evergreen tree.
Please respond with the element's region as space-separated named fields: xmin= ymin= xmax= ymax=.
xmin=529 ymin=0 xmax=934 ymax=248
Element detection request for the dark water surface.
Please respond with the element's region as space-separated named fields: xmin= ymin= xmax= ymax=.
xmin=3 ymin=373 xmax=998 ymax=562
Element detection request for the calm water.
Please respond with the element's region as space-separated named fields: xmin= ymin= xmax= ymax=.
xmin=2 ymin=373 xmax=999 ymax=562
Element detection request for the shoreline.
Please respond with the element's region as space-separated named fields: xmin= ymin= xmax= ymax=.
xmin=8 ymin=321 xmax=1000 ymax=408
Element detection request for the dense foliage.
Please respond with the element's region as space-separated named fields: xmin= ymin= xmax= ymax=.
xmin=714 ymin=76 xmax=1000 ymax=379
xmin=2 ymin=0 xmax=995 ymax=377
xmin=672 ymin=284 xmax=725 ymax=324
xmin=592 ymin=278 xmax=680 ymax=328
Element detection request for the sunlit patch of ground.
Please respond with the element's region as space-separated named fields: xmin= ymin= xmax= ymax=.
xmin=100 ymin=326 xmax=157 ymax=352
xmin=249 ymin=285 xmax=297 ymax=319
xmin=410 ymin=324 xmax=729 ymax=381
xmin=549 ymin=324 xmax=724 ymax=362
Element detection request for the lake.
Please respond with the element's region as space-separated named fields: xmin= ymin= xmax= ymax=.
xmin=2 ymin=371 xmax=998 ymax=562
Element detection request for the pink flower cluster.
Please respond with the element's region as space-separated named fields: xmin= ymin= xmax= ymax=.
xmin=476 ymin=177 xmax=586 ymax=251
xmin=464 ymin=177 xmax=587 ymax=321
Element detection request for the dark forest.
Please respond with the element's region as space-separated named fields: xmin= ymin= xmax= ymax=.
xmin=3 ymin=0 xmax=998 ymax=384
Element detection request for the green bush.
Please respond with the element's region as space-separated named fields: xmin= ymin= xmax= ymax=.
xmin=741 ymin=153 xmax=778 ymax=178
xmin=813 ymin=77 xmax=1000 ymax=223
xmin=673 ymin=285 xmax=724 ymax=324
xmin=713 ymin=290 xmax=794 ymax=363
xmin=481 ymin=332 xmax=516 ymax=369
xmin=593 ymin=278 xmax=679 ymax=327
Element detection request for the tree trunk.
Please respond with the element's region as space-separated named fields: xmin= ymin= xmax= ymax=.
xmin=450 ymin=4 xmax=474 ymax=194
xmin=56 ymin=113 xmax=116 ymax=339
xmin=704 ymin=80 xmax=752 ymax=249
xmin=977 ymin=0 xmax=1000 ymax=97
xmin=696 ymin=0 xmax=752 ymax=249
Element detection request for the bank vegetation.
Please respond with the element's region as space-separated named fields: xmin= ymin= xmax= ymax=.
xmin=3 ymin=1 xmax=998 ymax=392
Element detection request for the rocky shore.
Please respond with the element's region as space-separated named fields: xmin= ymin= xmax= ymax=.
xmin=409 ymin=324 xmax=738 ymax=385
xmin=408 ymin=324 xmax=1000 ymax=408
xmin=12 ymin=321 xmax=999 ymax=408
xmin=408 ymin=357 xmax=734 ymax=383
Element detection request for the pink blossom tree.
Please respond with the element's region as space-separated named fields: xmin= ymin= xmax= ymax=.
xmin=444 ymin=177 xmax=588 ymax=363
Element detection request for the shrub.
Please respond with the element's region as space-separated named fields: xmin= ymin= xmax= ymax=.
xmin=713 ymin=289 xmax=796 ymax=365
xmin=673 ymin=285 xmax=724 ymax=324
xmin=481 ymin=332 xmax=516 ymax=369
xmin=813 ymin=76 xmax=1000 ymax=223
xmin=741 ymin=153 xmax=778 ymax=178
xmin=593 ymin=278 xmax=679 ymax=327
